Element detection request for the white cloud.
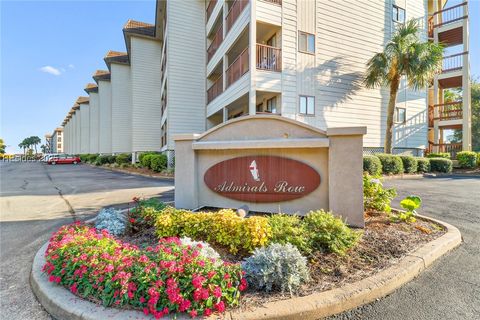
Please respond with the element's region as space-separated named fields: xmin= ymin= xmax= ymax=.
xmin=39 ymin=66 xmax=62 ymax=76
xmin=68 ymin=64 xmax=75 ymax=69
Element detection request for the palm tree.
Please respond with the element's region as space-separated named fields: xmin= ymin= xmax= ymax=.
xmin=364 ymin=20 xmax=443 ymax=153
xmin=18 ymin=141 xmax=26 ymax=155
xmin=30 ymin=136 xmax=41 ymax=154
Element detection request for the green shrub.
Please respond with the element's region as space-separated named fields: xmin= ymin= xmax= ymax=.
xmin=242 ymin=243 xmax=310 ymax=294
xmin=376 ymin=154 xmax=404 ymax=175
xmin=399 ymin=155 xmax=418 ymax=173
xmin=426 ymin=152 xmax=450 ymax=159
xmin=477 ymin=153 xmax=480 ymax=167
xmin=268 ymin=214 xmax=310 ymax=254
xmin=363 ymin=174 xmax=397 ymax=213
xmin=79 ymin=154 xmax=89 ymax=162
xmin=456 ymin=151 xmax=477 ymax=169
xmin=303 ymin=210 xmax=361 ymax=255
xmin=141 ymin=154 xmax=154 ymax=168
xmin=416 ymin=158 xmax=430 ymax=173
xmin=429 ymin=158 xmax=453 ymax=173
xmin=138 ymin=152 xmax=158 ymax=164
xmin=96 ymin=155 xmax=110 ymax=165
xmin=363 ymin=155 xmax=382 ymax=175
xmin=150 ymin=154 xmax=168 ymax=172
xmin=107 ymin=155 xmax=117 ymax=164
xmin=115 ymin=153 xmax=131 ymax=165
xmin=87 ymin=154 xmax=98 ymax=163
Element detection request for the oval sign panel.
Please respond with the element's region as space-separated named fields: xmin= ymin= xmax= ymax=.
xmin=204 ymin=156 xmax=320 ymax=203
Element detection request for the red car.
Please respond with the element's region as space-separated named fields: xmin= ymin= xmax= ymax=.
xmin=48 ymin=155 xmax=81 ymax=165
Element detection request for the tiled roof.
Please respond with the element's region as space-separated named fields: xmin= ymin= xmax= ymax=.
xmin=76 ymin=96 xmax=89 ymax=105
xmin=92 ymin=70 xmax=111 ymax=82
xmin=84 ymin=83 xmax=98 ymax=93
xmin=123 ymin=19 xmax=155 ymax=37
xmin=104 ymin=50 xmax=129 ymax=68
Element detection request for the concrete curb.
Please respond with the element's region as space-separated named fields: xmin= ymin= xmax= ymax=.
xmin=31 ymin=216 xmax=461 ymax=320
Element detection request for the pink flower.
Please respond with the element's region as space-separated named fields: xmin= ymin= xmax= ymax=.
xmin=105 ymin=264 xmax=114 ymax=273
xmin=214 ymin=301 xmax=225 ymax=313
xmin=189 ymin=309 xmax=198 ymax=318
xmin=203 ymin=308 xmax=212 ymax=316
xmin=143 ymin=308 xmax=149 ymax=316
xmin=70 ymin=283 xmax=78 ymax=294
xmin=239 ymin=278 xmax=248 ymax=291
xmin=223 ymin=273 xmax=230 ymax=280
xmin=179 ymin=299 xmax=191 ymax=312
xmin=207 ymin=271 xmax=216 ymax=279
xmin=192 ymin=275 xmax=205 ymax=289
xmin=200 ymin=288 xmax=209 ymax=300
xmin=140 ymin=296 xmax=146 ymax=303
xmin=213 ymin=286 xmax=222 ymax=298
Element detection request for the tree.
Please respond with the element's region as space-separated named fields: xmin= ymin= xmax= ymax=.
xmin=18 ymin=141 xmax=27 ymax=155
xmin=30 ymin=136 xmax=41 ymax=154
xmin=0 ymin=138 xmax=5 ymax=154
xmin=41 ymin=144 xmax=48 ymax=154
xmin=364 ymin=20 xmax=443 ymax=153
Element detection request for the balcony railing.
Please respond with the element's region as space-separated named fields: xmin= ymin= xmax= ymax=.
xmin=427 ymin=141 xmax=462 ymax=158
xmin=428 ymin=16 xmax=434 ymax=38
xmin=207 ymin=23 xmax=223 ymax=62
xmin=256 ymin=44 xmax=281 ymax=72
xmin=432 ymin=101 xmax=463 ymax=121
xmin=206 ymin=0 xmax=217 ymax=22
xmin=442 ymin=52 xmax=467 ymax=73
xmin=226 ymin=0 xmax=248 ymax=33
xmin=433 ymin=2 xmax=468 ymax=28
xmin=207 ymin=75 xmax=223 ymax=104
xmin=226 ymin=47 xmax=249 ymax=88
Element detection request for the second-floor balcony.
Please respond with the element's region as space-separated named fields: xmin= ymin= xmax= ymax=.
xmin=226 ymin=47 xmax=249 ymax=88
xmin=207 ymin=75 xmax=223 ymax=104
xmin=429 ymin=2 xmax=467 ymax=45
xmin=256 ymin=44 xmax=281 ymax=72
xmin=430 ymin=101 xmax=463 ymax=123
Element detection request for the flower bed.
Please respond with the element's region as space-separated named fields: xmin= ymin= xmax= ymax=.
xmin=43 ymin=223 xmax=246 ymax=318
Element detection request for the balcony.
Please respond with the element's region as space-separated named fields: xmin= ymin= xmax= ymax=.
xmin=431 ymin=2 xmax=467 ymax=46
xmin=427 ymin=141 xmax=462 ymax=158
xmin=433 ymin=2 xmax=467 ymax=28
xmin=256 ymin=44 xmax=281 ymax=72
xmin=429 ymin=101 xmax=463 ymax=124
xmin=226 ymin=0 xmax=248 ymax=34
xmin=442 ymin=52 xmax=466 ymax=73
xmin=226 ymin=47 xmax=249 ymax=88
xmin=207 ymin=75 xmax=223 ymax=104
xmin=207 ymin=23 xmax=224 ymax=62
xmin=206 ymin=0 xmax=217 ymax=22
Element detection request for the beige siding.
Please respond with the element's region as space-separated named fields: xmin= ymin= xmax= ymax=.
xmin=89 ymin=92 xmax=99 ymax=154
xmin=256 ymin=0 xmax=281 ymax=26
xmin=80 ymin=104 xmax=90 ymax=154
xmin=111 ymin=64 xmax=132 ymax=153
xmin=98 ymin=81 xmax=112 ymax=154
xmin=278 ymin=0 xmax=427 ymax=149
xmin=75 ymin=112 xmax=81 ymax=154
xmin=130 ymin=37 xmax=162 ymax=152
xmin=167 ymin=0 xmax=206 ymax=147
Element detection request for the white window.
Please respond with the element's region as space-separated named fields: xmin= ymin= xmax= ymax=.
xmin=393 ymin=5 xmax=405 ymax=23
xmin=298 ymin=31 xmax=315 ymax=54
xmin=394 ymin=107 xmax=406 ymax=124
xmin=299 ymin=96 xmax=315 ymax=115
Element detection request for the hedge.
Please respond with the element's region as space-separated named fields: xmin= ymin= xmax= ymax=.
xmin=363 ymin=155 xmax=382 ymax=175
xmin=150 ymin=154 xmax=168 ymax=172
xmin=456 ymin=151 xmax=477 ymax=169
xmin=138 ymin=152 xmax=158 ymax=164
xmin=429 ymin=158 xmax=453 ymax=173
xmin=427 ymin=152 xmax=450 ymax=159
xmin=87 ymin=154 xmax=98 ymax=163
xmin=399 ymin=155 xmax=418 ymax=174
xmin=376 ymin=154 xmax=404 ymax=175
xmin=115 ymin=153 xmax=131 ymax=165
xmin=416 ymin=158 xmax=431 ymax=173
xmin=141 ymin=154 xmax=154 ymax=168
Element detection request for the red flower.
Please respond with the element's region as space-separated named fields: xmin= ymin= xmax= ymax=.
xmin=70 ymin=283 xmax=78 ymax=294
xmin=239 ymin=278 xmax=248 ymax=291
xmin=179 ymin=299 xmax=191 ymax=312
xmin=189 ymin=309 xmax=198 ymax=318
xmin=143 ymin=308 xmax=149 ymax=316
xmin=129 ymin=218 xmax=136 ymax=224
xmin=213 ymin=286 xmax=222 ymax=298
xmin=214 ymin=301 xmax=225 ymax=313
xmin=203 ymin=308 xmax=212 ymax=316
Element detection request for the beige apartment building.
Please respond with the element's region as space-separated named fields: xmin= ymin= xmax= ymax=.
xmin=59 ymin=0 xmax=471 ymax=160
xmin=50 ymin=127 xmax=63 ymax=153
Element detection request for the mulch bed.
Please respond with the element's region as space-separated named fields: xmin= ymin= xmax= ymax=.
xmin=117 ymin=212 xmax=445 ymax=310
xmin=91 ymin=164 xmax=174 ymax=179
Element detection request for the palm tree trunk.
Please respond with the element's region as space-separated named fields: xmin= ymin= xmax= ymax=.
xmin=385 ymin=77 xmax=400 ymax=154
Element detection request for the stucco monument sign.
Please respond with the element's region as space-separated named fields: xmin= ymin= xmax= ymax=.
xmin=174 ymin=115 xmax=366 ymax=227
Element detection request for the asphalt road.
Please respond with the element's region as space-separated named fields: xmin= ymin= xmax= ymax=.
xmin=0 ymin=161 xmax=174 ymax=320
xmin=1 ymin=163 xmax=479 ymax=319
xmin=329 ymin=175 xmax=480 ymax=320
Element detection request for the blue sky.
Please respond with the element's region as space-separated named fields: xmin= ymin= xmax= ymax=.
xmin=1 ymin=1 xmax=479 ymax=154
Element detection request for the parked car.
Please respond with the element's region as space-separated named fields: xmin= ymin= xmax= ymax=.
xmin=47 ymin=155 xmax=81 ymax=165
xmin=42 ymin=154 xmax=60 ymax=162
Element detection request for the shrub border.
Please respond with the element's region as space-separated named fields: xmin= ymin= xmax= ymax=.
xmin=30 ymin=215 xmax=461 ymax=320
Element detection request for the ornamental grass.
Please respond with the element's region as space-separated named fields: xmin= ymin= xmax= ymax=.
xmin=43 ymin=223 xmax=246 ymax=318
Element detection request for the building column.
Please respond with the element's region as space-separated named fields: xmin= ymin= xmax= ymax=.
xmin=248 ymin=1 xmax=256 ymax=115
xmin=462 ymin=4 xmax=471 ymax=151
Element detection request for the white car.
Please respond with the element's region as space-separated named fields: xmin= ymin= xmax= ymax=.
xmin=42 ymin=154 xmax=61 ymax=162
